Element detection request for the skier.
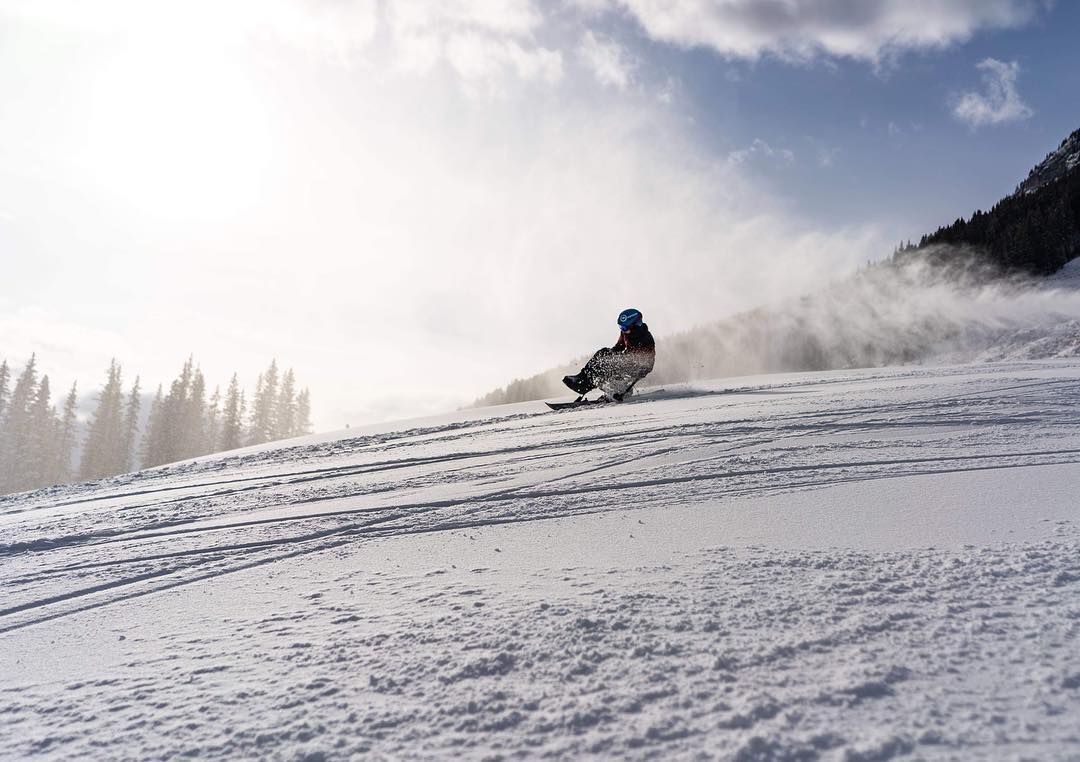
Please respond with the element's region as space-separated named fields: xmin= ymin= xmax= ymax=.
xmin=562 ymin=308 xmax=655 ymax=401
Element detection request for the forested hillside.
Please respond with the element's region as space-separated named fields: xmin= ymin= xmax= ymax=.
xmin=900 ymin=127 xmax=1080 ymax=275
xmin=0 ymin=356 xmax=313 ymax=497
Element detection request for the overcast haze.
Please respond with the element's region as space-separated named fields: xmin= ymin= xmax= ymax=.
xmin=2 ymin=0 xmax=1079 ymax=429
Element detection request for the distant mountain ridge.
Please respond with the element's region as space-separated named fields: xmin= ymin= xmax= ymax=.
xmin=902 ymin=125 xmax=1080 ymax=275
xmin=1017 ymin=128 xmax=1080 ymax=196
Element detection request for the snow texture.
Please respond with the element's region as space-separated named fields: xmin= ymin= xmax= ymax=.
xmin=2 ymin=362 xmax=1080 ymax=760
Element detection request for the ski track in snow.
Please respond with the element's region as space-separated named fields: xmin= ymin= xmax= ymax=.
xmin=2 ymin=362 xmax=1080 ymax=760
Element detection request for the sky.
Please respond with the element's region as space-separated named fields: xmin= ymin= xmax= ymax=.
xmin=1 ymin=0 xmax=1078 ymax=430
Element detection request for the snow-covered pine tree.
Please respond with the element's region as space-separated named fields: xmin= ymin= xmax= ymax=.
xmin=247 ymin=372 xmax=265 ymax=445
xmin=248 ymin=360 xmax=279 ymax=445
xmin=54 ymin=382 xmax=79 ymax=484
xmin=296 ymin=388 xmax=313 ymax=437
xmin=276 ymin=368 xmax=297 ymax=439
xmin=182 ymin=367 xmax=207 ymax=458
xmin=219 ymin=374 xmax=245 ymax=452
xmin=153 ymin=357 xmax=194 ymax=466
xmin=206 ymin=386 xmax=221 ymax=455
xmin=0 ymin=355 xmax=39 ymax=494
xmin=0 ymin=359 xmax=10 ymax=422
xmin=25 ymin=374 xmax=56 ymax=489
xmin=80 ymin=360 xmax=126 ymax=481
xmin=140 ymin=385 xmax=165 ymax=469
xmin=120 ymin=377 xmax=141 ymax=474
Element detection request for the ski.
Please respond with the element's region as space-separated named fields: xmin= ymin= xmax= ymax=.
xmin=545 ymin=398 xmax=612 ymax=411
xmin=545 ymin=389 xmax=666 ymax=411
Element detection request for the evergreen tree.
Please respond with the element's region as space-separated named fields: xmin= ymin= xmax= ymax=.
xmin=0 ymin=355 xmax=39 ymax=494
xmin=295 ymin=388 xmax=313 ymax=437
xmin=0 ymin=352 xmax=316 ymax=491
xmin=248 ymin=360 xmax=279 ymax=445
xmin=140 ymin=385 xmax=165 ymax=469
xmin=148 ymin=357 xmax=194 ymax=467
xmin=276 ymin=368 xmax=297 ymax=439
xmin=0 ymin=359 xmax=10 ymax=422
xmin=80 ymin=360 xmax=127 ymax=480
xmin=54 ymin=382 xmax=80 ymax=484
xmin=205 ymin=386 xmax=221 ymax=454
xmin=25 ymin=374 xmax=56 ymax=489
xmin=247 ymin=372 xmax=264 ymax=445
xmin=120 ymin=377 xmax=141 ymax=474
xmin=913 ymin=153 xmax=1080 ymax=276
xmin=219 ymin=374 xmax=245 ymax=452
xmin=182 ymin=367 xmax=207 ymax=458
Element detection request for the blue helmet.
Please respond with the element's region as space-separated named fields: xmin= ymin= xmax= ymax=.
xmin=617 ymin=308 xmax=643 ymax=332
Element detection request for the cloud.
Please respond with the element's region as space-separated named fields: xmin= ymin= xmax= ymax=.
xmin=388 ymin=0 xmax=543 ymax=39
xmin=579 ymin=30 xmax=637 ymax=90
xmin=444 ymin=33 xmax=563 ymax=94
xmin=0 ymin=0 xmax=559 ymax=92
xmin=252 ymin=0 xmax=379 ymax=60
xmin=566 ymin=0 xmax=613 ymax=15
xmin=656 ymin=76 xmax=680 ymax=104
xmin=386 ymin=0 xmax=564 ymax=92
xmin=728 ymin=139 xmax=795 ymax=165
xmin=951 ymin=58 xmax=1034 ymax=128
xmin=600 ymin=0 xmax=1047 ymax=65
xmin=3 ymin=0 xmax=1048 ymax=84
xmin=0 ymin=0 xmax=379 ymax=60
xmin=815 ymin=145 xmax=839 ymax=168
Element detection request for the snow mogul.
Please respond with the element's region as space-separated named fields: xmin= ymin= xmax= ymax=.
xmin=562 ymin=308 xmax=655 ymax=401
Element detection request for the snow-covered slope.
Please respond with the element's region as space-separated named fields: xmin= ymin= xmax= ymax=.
xmin=3 ymin=362 xmax=1080 ymax=759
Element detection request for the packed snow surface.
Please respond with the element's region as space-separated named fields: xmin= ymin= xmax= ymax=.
xmin=3 ymin=362 xmax=1080 ymax=760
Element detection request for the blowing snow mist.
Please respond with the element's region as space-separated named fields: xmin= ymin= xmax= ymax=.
xmin=476 ymin=251 xmax=1080 ymax=405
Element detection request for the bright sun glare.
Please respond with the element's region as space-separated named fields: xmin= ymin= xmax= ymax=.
xmin=81 ymin=40 xmax=272 ymax=221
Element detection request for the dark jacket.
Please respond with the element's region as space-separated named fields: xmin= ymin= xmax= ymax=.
xmin=613 ymin=323 xmax=655 ymax=356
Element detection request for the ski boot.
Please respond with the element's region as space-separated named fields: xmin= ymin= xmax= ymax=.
xmin=562 ymin=373 xmax=592 ymax=396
